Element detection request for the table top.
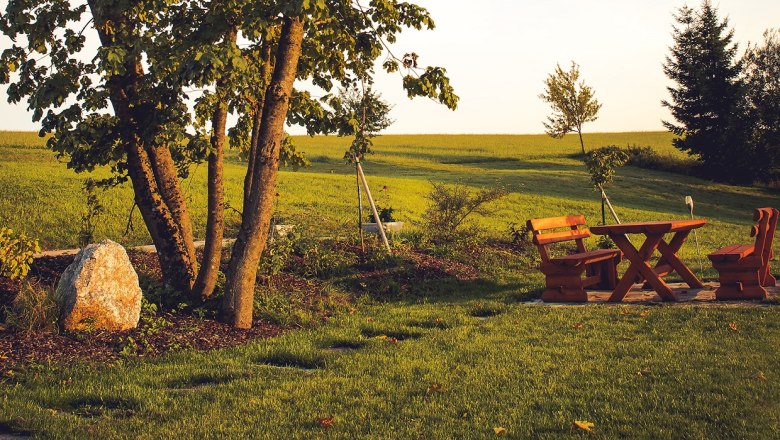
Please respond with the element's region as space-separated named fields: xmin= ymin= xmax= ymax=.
xmin=590 ymin=219 xmax=707 ymax=235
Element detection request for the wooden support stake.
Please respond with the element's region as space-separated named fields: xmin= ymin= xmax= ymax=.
xmin=356 ymin=161 xmax=365 ymax=253
xmin=357 ymin=162 xmax=391 ymax=253
xmin=599 ymin=185 xmax=621 ymax=224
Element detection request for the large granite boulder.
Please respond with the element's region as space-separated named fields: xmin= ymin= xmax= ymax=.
xmin=56 ymin=240 xmax=142 ymax=331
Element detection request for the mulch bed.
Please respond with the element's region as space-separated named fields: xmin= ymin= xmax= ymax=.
xmin=0 ymin=245 xmax=481 ymax=378
xmin=0 ymin=252 xmax=287 ymax=378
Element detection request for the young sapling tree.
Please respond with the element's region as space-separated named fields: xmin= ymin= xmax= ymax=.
xmin=540 ymin=62 xmax=602 ymax=154
xmin=583 ymin=146 xmax=629 ymax=225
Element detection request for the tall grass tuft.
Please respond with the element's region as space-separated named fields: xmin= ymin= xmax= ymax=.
xmin=5 ymin=280 xmax=60 ymax=332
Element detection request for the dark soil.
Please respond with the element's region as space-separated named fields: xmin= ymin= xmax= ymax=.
xmin=0 ymin=244 xmax=487 ymax=378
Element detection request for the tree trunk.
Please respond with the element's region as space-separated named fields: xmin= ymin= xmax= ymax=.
xmin=243 ymin=36 xmax=274 ymax=209
xmin=192 ymin=86 xmax=229 ymax=299
xmin=243 ymin=105 xmax=262 ymax=209
xmin=89 ymin=3 xmax=197 ymax=293
xmin=192 ymin=28 xmax=238 ymax=299
xmin=125 ymin=143 xmax=198 ymax=292
xmin=223 ymin=17 xmax=304 ymax=329
xmin=145 ymin=144 xmax=198 ymax=286
xmin=577 ymin=128 xmax=586 ymax=154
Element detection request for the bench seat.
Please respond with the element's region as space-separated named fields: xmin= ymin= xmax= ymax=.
xmin=708 ymin=244 xmax=754 ymax=262
xmin=551 ymin=249 xmax=622 ymax=267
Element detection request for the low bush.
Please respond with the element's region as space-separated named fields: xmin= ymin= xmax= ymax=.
xmin=507 ymin=222 xmax=531 ymax=245
xmin=291 ymin=235 xmax=356 ymax=279
xmin=77 ymin=179 xmax=104 ymax=247
xmin=258 ymin=233 xmax=296 ymax=284
xmin=0 ymin=227 xmax=39 ymax=280
xmin=422 ymin=181 xmax=507 ymax=245
xmin=624 ymin=145 xmax=699 ymax=175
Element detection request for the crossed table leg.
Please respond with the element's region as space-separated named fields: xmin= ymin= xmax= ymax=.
xmin=607 ymin=230 xmax=704 ymax=302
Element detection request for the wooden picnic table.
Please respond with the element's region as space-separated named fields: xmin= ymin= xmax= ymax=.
xmin=590 ymin=220 xmax=707 ymax=302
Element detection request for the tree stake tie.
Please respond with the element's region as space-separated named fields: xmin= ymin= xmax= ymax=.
xmin=685 ymin=196 xmax=704 ymax=274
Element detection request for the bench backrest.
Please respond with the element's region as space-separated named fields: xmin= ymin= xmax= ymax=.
xmin=752 ymin=207 xmax=779 ymax=266
xmin=526 ymin=215 xmax=590 ymax=262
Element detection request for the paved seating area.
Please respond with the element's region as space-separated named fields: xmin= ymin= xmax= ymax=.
xmin=535 ymin=282 xmax=780 ymax=304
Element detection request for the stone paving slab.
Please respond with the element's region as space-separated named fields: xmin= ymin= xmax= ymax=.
xmin=539 ymin=283 xmax=779 ymax=305
xmin=33 ymin=239 xmax=236 ymax=258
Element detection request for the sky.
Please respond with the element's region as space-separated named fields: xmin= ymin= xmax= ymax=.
xmin=0 ymin=0 xmax=778 ymax=135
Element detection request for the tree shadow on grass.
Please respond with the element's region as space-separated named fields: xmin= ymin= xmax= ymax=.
xmin=354 ymin=276 xmax=543 ymax=308
xmin=0 ymin=420 xmax=33 ymax=438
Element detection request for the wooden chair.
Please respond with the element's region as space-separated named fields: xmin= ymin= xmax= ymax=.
xmin=708 ymin=207 xmax=778 ymax=300
xmin=527 ymin=215 xmax=622 ymax=302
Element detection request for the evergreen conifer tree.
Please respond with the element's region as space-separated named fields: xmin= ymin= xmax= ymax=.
xmin=662 ymin=1 xmax=748 ymax=182
xmin=743 ymin=30 xmax=780 ymax=182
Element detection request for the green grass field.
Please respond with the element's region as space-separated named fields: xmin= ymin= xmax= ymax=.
xmin=1 ymin=130 xmax=777 ymax=257
xmin=1 ymin=131 xmax=780 ymax=438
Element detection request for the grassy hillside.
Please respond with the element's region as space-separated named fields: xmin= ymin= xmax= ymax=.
xmin=1 ymin=130 xmax=777 ymax=261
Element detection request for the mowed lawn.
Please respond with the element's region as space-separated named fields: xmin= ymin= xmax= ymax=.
xmin=1 ymin=131 xmax=780 ymax=438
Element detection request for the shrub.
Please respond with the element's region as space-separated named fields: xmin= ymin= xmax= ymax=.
xmin=422 ymin=181 xmax=507 ymax=244
xmin=364 ymin=205 xmax=395 ymax=223
xmin=596 ymin=235 xmax=616 ymax=250
xmin=4 ymin=280 xmax=59 ymax=332
xmin=0 ymin=228 xmax=39 ymax=280
xmin=624 ymin=145 xmax=698 ymax=175
xmin=507 ymin=222 xmax=531 ymax=245
xmin=289 ymin=233 xmax=356 ymax=279
xmin=301 ymin=242 xmax=355 ymax=278
xmin=77 ymin=179 xmax=104 ymax=247
xmin=258 ymin=233 xmax=296 ymax=283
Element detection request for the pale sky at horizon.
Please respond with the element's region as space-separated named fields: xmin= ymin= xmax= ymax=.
xmin=0 ymin=0 xmax=778 ymax=135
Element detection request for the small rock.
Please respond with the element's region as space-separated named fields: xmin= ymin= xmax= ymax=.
xmin=56 ymin=240 xmax=142 ymax=331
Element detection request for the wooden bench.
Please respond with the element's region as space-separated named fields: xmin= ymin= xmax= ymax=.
xmin=708 ymin=207 xmax=778 ymax=300
xmin=527 ymin=215 xmax=622 ymax=302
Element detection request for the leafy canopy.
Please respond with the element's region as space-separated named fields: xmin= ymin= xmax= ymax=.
xmin=0 ymin=0 xmax=459 ymax=180
xmin=584 ymin=146 xmax=629 ymax=189
xmin=539 ymin=61 xmax=601 ymax=153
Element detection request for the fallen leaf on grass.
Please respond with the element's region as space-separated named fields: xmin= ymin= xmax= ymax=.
xmin=426 ymin=382 xmax=448 ymax=396
xmin=572 ymin=322 xmax=583 ymax=329
xmin=728 ymin=322 xmax=738 ymax=332
xmin=757 ymin=372 xmax=766 ymax=381
xmin=493 ymin=427 xmax=506 ymax=435
xmin=2 ymin=370 xmax=14 ymax=378
xmin=639 ymin=311 xmax=650 ymax=317
xmin=573 ymin=420 xmax=595 ymax=433
xmin=316 ymin=416 xmax=334 ymax=428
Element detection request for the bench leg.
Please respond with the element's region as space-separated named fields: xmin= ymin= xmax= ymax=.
xmin=715 ymin=283 xmax=767 ymax=300
xmin=596 ymin=256 xmax=619 ymax=290
xmin=714 ymin=268 xmax=768 ymax=300
xmin=541 ymin=268 xmax=588 ymax=302
xmin=760 ymin=263 xmax=776 ymax=287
